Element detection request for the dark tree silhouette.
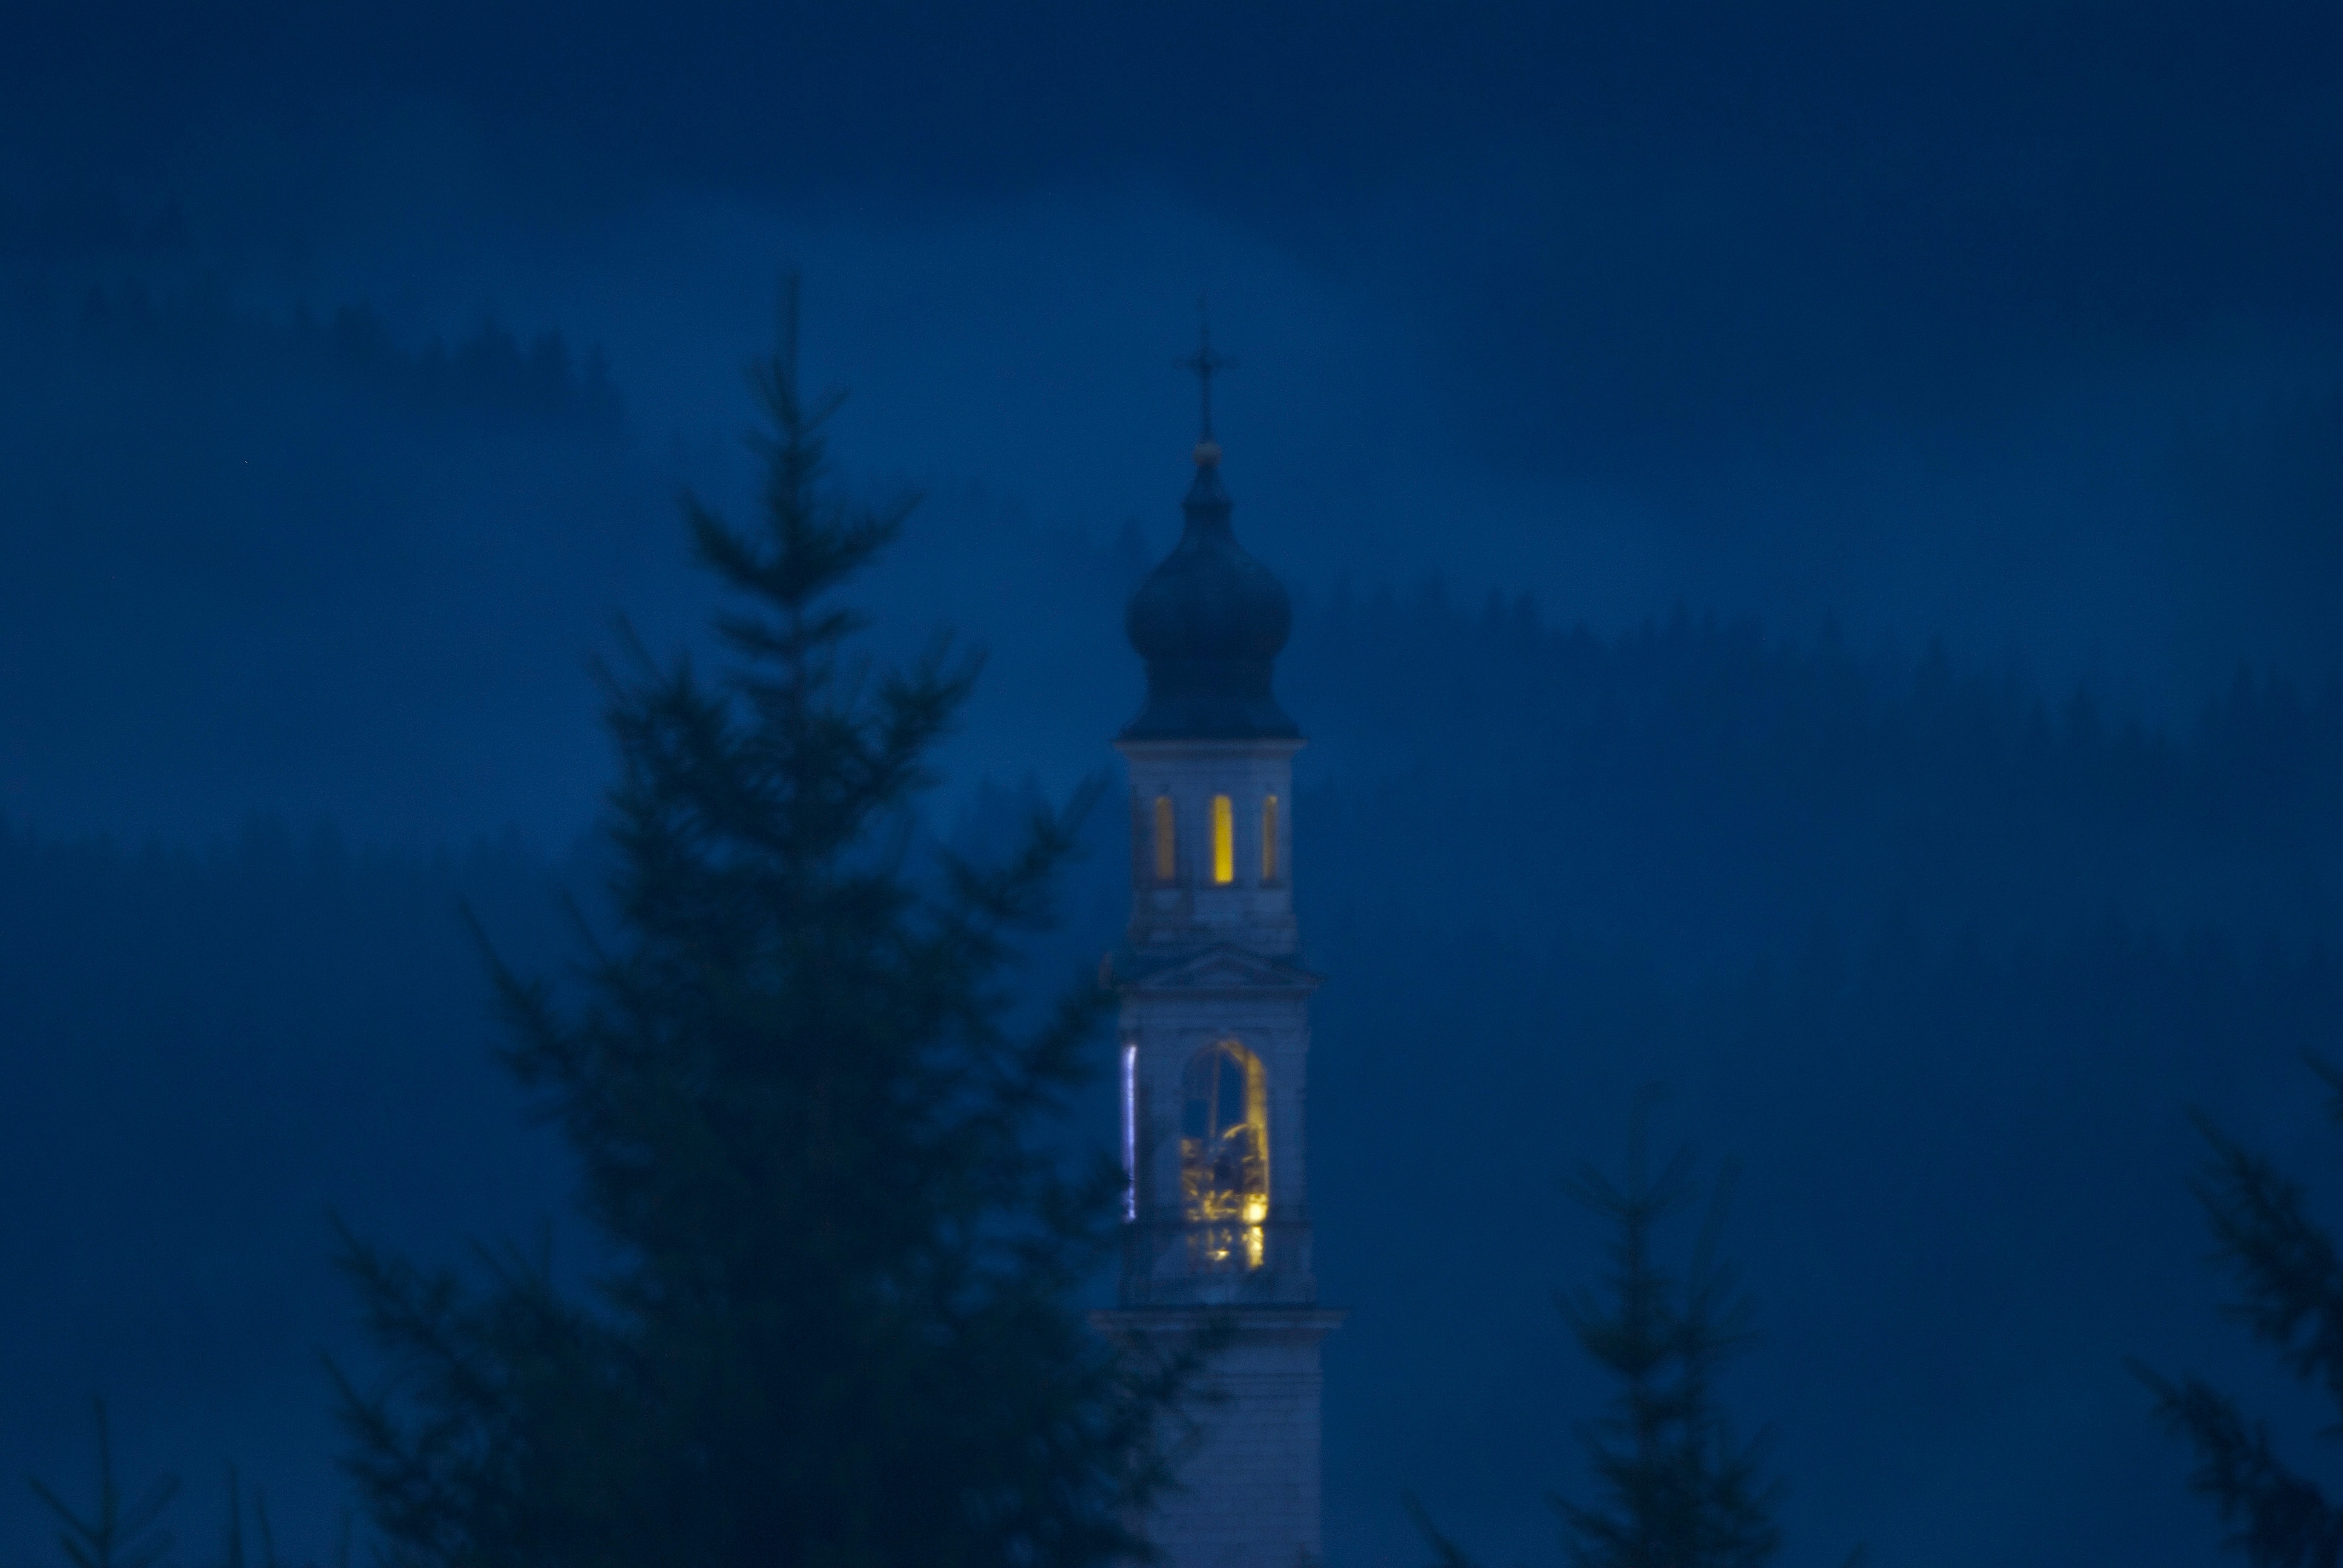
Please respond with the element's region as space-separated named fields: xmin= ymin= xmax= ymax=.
xmin=2135 ymin=1062 xmax=2343 ymax=1567
xmin=1548 ymin=1132 xmax=1782 ymax=1568
xmin=1409 ymin=1119 xmax=1856 ymax=1568
xmin=330 ymin=281 xmax=1188 ymax=1568
xmin=28 ymin=1400 xmax=179 ymax=1568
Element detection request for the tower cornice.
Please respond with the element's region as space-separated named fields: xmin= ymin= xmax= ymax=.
xmin=1108 ymin=941 xmax=1322 ymax=997
xmin=1103 ymin=321 xmax=1335 ymax=1568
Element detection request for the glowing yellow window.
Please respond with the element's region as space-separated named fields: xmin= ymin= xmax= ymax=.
xmin=1181 ymin=1040 xmax=1269 ymax=1270
xmin=1210 ymin=794 xmax=1234 ymax=884
xmin=1152 ymin=795 xmax=1176 ymax=883
xmin=1261 ymin=794 xmax=1280 ymax=882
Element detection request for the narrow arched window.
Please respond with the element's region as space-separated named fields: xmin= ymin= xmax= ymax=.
xmin=1153 ymin=795 xmax=1176 ymax=883
xmin=1181 ymin=1040 xmax=1269 ymax=1270
xmin=1210 ymin=794 xmax=1234 ymax=885
xmin=1261 ymin=794 xmax=1280 ymax=883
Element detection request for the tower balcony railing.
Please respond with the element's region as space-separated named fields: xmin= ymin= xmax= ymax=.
xmin=1117 ymin=1216 xmax=1317 ymax=1307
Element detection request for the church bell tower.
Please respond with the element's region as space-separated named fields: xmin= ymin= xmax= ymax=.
xmin=1097 ymin=325 xmax=1340 ymax=1568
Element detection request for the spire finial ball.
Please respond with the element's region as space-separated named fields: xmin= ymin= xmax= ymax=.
xmin=1193 ymin=439 xmax=1223 ymax=469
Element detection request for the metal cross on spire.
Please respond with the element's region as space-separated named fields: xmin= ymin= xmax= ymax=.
xmin=1175 ymin=296 xmax=1236 ymax=445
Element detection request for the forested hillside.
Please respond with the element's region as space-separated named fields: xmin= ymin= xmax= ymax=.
xmin=1289 ymin=588 xmax=2342 ymax=967
xmin=4 ymin=587 xmax=2338 ymax=1568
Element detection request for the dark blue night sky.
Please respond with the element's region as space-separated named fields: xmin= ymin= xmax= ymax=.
xmin=3 ymin=4 xmax=2342 ymax=1566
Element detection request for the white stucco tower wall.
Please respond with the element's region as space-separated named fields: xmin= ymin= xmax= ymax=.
xmin=1095 ymin=404 xmax=1339 ymax=1568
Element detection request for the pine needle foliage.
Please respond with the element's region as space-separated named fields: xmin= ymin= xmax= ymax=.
xmin=1551 ymin=1132 xmax=1782 ymax=1568
xmin=207 ymin=1466 xmax=304 ymax=1568
xmin=2135 ymin=1060 xmax=2343 ymax=1567
xmin=1406 ymin=1117 xmax=1858 ymax=1568
xmin=331 ymin=280 xmax=1186 ymax=1568
xmin=28 ymin=1400 xmax=180 ymax=1568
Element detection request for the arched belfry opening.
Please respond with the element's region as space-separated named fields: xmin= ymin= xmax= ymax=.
xmin=1095 ymin=312 xmax=1339 ymax=1568
xmin=1181 ymin=1040 xmax=1269 ymax=1269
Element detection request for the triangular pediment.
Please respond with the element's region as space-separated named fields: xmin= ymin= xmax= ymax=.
xmin=1121 ymin=942 xmax=1321 ymax=995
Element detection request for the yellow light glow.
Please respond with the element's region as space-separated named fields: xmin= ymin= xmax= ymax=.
xmin=1211 ymin=794 xmax=1234 ymax=884
xmin=1261 ymin=794 xmax=1279 ymax=882
xmin=1153 ymin=795 xmax=1176 ymax=882
xmin=1179 ymin=1039 xmax=1270 ymax=1272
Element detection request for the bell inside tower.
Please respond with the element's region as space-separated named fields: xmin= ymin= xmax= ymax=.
xmin=1095 ymin=316 xmax=1339 ymax=1568
xmin=1181 ymin=1040 xmax=1268 ymax=1270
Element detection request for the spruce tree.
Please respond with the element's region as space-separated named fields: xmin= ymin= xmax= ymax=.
xmin=1550 ymin=1136 xmax=1782 ymax=1568
xmin=2135 ymin=1061 xmax=2343 ymax=1566
xmin=332 ymin=281 xmax=1187 ymax=1568
xmin=29 ymin=1400 xmax=179 ymax=1568
xmin=1408 ymin=1120 xmax=1861 ymax=1568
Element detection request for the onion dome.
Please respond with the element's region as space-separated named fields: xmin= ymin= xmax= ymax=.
xmin=1122 ymin=441 xmax=1299 ymax=740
